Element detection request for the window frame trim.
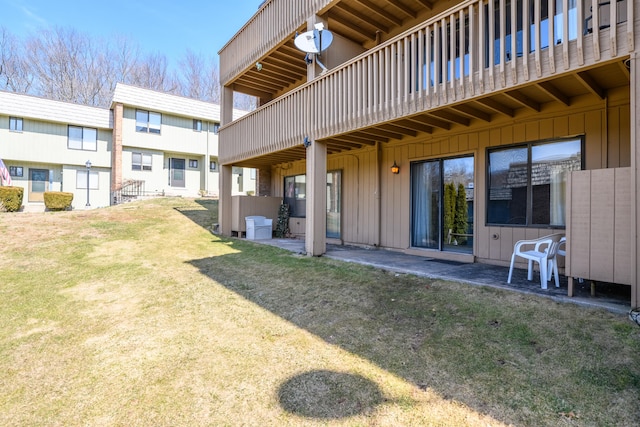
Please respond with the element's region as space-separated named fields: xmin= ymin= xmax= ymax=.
xmin=135 ymin=109 xmax=162 ymax=134
xmin=485 ymin=135 xmax=585 ymax=229
xmin=67 ymin=125 xmax=98 ymax=151
xmin=9 ymin=116 xmax=23 ymax=132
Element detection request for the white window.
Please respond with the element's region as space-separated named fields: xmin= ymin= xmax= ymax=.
xmin=76 ymin=170 xmax=99 ymax=189
xmin=209 ymin=161 xmax=217 ymax=171
xmin=136 ymin=110 xmax=161 ymax=134
xmin=9 ymin=117 xmax=23 ymax=132
xmin=68 ymin=126 xmax=97 ymax=151
xmin=132 ymin=152 xmax=152 ymax=171
xmin=189 ymin=159 xmax=198 ymax=168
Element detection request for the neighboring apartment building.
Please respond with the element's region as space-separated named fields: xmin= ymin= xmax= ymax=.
xmin=0 ymin=84 xmax=255 ymax=210
xmin=0 ymin=90 xmax=113 ymax=208
xmin=218 ymin=0 xmax=639 ymax=308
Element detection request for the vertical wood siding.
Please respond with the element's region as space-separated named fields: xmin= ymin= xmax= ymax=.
xmin=270 ymin=92 xmax=630 ymax=265
xmin=221 ymin=0 xmax=635 ymax=165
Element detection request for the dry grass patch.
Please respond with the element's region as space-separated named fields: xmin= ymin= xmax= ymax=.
xmin=0 ymin=198 xmax=638 ymax=426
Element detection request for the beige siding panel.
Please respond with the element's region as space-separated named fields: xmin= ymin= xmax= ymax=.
xmin=525 ymin=121 xmax=539 ymax=141
xmin=539 ymin=117 xmax=553 ymax=140
xmin=498 ymin=227 xmax=514 ymax=262
xmin=399 ymin=144 xmax=411 ymax=249
xmin=585 ymin=110 xmax=604 ymax=169
xmin=554 ymin=115 xmax=569 ymax=138
xmin=568 ymin=113 xmax=585 ymax=136
xmin=608 ymin=106 xmax=621 ymax=167
xmin=589 ymin=169 xmax=615 ymax=281
xmin=619 ymin=104 xmax=631 ymax=167
xmin=613 ymin=168 xmax=631 ymax=284
xmin=567 ymin=171 xmax=592 ymax=278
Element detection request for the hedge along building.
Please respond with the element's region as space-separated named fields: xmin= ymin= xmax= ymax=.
xmin=0 ymin=84 xmax=254 ymax=210
xmin=218 ymin=0 xmax=639 ymax=308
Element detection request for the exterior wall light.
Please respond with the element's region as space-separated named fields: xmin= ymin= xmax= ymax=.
xmin=256 ymin=62 xmax=262 ymax=71
xmin=391 ymin=161 xmax=400 ymax=174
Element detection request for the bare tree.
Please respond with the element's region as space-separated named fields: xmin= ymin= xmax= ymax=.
xmin=176 ymin=50 xmax=221 ymax=102
xmin=1 ymin=25 xmax=257 ymax=111
xmin=25 ymin=27 xmax=112 ymax=106
xmin=128 ymin=52 xmax=178 ymax=94
xmin=0 ymin=26 xmax=33 ymax=93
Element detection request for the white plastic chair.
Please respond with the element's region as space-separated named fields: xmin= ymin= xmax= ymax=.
xmin=548 ymin=236 xmax=566 ymax=285
xmin=507 ymin=233 xmax=565 ymax=289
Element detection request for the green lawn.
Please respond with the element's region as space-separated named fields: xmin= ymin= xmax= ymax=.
xmin=1 ymin=197 xmax=638 ymax=426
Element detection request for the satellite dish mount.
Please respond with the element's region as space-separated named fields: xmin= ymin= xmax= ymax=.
xmin=294 ymin=23 xmax=333 ymax=74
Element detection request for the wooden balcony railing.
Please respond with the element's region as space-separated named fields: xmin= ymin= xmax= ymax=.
xmin=220 ymin=0 xmax=635 ymax=165
xmin=218 ymin=0 xmax=333 ymax=86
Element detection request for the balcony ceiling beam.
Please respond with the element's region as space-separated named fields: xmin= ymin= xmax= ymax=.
xmin=323 ymin=139 xmax=364 ymax=149
xmin=242 ymin=70 xmax=296 ymax=89
xmin=328 ymin=13 xmax=377 ymax=42
xmin=247 ymin=67 xmax=299 ymax=85
xmin=252 ymin=62 xmax=306 ymax=83
xmin=333 ymin=4 xmax=390 ymax=34
xmin=356 ymin=127 xmax=403 ymax=140
xmin=407 ymin=115 xmax=449 ymax=131
xmin=473 ymin=98 xmax=514 ymax=118
xmin=262 ymin=55 xmax=307 ymax=75
xmin=231 ymin=83 xmax=274 ymax=101
xmin=451 ymin=104 xmax=492 ymax=122
xmin=537 ymin=81 xmax=571 ymax=106
xmin=428 ymin=109 xmax=471 ymax=126
xmin=333 ymin=133 xmax=381 ymax=145
xmin=377 ymin=123 xmax=417 ymax=137
xmin=353 ymin=0 xmax=403 ymax=26
xmin=504 ymin=90 xmax=541 ymax=112
xmin=387 ymin=0 xmax=416 ymax=19
xmin=415 ymin=0 xmax=434 ymax=9
xmin=240 ymin=75 xmax=286 ymax=93
xmin=576 ymin=71 xmax=606 ymax=100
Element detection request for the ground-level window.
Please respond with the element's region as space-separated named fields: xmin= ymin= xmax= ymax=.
xmin=284 ymin=174 xmax=306 ymax=217
xmin=132 ymin=152 xmax=152 ymax=171
xmin=68 ymin=126 xmax=97 ymax=151
xmin=210 ymin=161 xmax=217 ymax=171
xmin=487 ymin=137 xmax=583 ymax=227
xmin=411 ymin=156 xmax=474 ymax=253
xmin=189 ymin=159 xmax=198 ymax=168
xmin=284 ymin=171 xmax=342 ymax=239
xmin=193 ymin=119 xmax=202 ymax=132
xmin=212 ymin=123 xmax=220 ymax=134
xmin=9 ymin=117 xmax=23 ymax=132
xmin=136 ymin=110 xmax=161 ymax=134
xmin=76 ymin=170 xmax=99 ymax=189
xmin=9 ymin=166 xmax=23 ymax=177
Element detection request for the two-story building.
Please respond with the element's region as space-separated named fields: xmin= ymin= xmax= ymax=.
xmin=218 ymin=0 xmax=639 ymax=307
xmin=1 ymin=83 xmax=255 ymax=210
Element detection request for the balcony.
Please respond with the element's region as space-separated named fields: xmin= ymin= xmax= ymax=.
xmin=220 ymin=0 xmax=635 ymax=167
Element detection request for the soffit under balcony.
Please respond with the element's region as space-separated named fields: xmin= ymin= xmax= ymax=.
xmin=231 ymin=57 xmax=629 ymax=169
xmin=230 ymin=0 xmax=440 ymax=101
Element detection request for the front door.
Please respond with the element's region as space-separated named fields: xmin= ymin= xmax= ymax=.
xmin=28 ymin=168 xmax=49 ymax=202
xmin=170 ymin=158 xmax=185 ymax=187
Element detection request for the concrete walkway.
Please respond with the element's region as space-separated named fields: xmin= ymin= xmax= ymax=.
xmin=255 ymin=237 xmax=631 ymax=315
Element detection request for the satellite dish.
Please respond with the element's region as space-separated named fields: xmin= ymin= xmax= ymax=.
xmin=294 ymin=28 xmax=333 ymax=54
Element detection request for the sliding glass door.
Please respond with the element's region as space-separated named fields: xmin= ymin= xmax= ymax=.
xmin=411 ymin=156 xmax=474 ymax=253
